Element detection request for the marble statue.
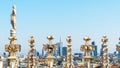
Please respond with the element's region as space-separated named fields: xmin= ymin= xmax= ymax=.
xmin=11 ymin=5 xmax=16 ymax=30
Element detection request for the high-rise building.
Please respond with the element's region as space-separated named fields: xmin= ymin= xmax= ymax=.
xmin=100 ymin=44 xmax=104 ymax=56
xmin=73 ymin=53 xmax=83 ymax=61
xmin=118 ymin=52 xmax=120 ymax=57
xmin=42 ymin=48 xmax=47 ymax=57
xmin=91 ymin=41 xmax=97 ymax=57
xmin=57 ymin=38 xmax=63 ymax=56
xmin=33 ymin=49 xmax=39 ymax=56
xmin=118 ymin=41 xmax=120 ymax=57
xmin=42 ymin=48 xmax=44 ymax=57
xmin=34 ymin=49 xmax=37 ymax=56
xmin=53 ymin=50 xmax=57 ymax=56
xmin=62 ymin=46 xmax=67 ymax=57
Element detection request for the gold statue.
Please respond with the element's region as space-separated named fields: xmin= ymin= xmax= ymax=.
xmin=11 ymin=5 xmax=16 ymax=30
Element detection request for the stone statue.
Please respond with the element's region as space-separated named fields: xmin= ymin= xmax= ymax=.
xmin=11 ymin=5 xmax=16 ymax=30
xmin=80 ymin=36 xmax=94 ymax=68
xmin=116 ymin=44 xmax=120 ymax=51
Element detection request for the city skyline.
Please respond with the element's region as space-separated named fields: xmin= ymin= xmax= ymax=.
xmin=0 ymin=0 xmax=120 ymax=54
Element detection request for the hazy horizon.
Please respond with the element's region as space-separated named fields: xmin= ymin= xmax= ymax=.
xmin=0 ymin=0 xmax=120 ymax=55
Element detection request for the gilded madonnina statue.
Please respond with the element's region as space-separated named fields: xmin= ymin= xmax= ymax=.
xmin=11 ymin=5 xmax=16 ymax=30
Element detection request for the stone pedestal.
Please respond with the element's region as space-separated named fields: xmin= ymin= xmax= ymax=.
xmin=80 ymin=36 xmax=94 ymax=68
xmin=43 ymin=36 xmax=57 ymax=68
xmin=46 ymin=56 xmax=55 ymax=68
xmin=84 ymin=56 xmax=92 ymax=68
xmin=0 ymin=61 xmax=3 ymax=68
xmin=8 ymin=56 xmax=17 ymax=68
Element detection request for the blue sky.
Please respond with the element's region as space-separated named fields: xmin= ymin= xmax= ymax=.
xmin=0 ymin=0 xmax=120 ymax=54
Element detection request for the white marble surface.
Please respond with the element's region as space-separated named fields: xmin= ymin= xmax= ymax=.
xmin=0 ymin=61 xmax=3 ymax=68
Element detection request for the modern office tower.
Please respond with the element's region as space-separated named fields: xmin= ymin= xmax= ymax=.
xmin=118 ymin=52 xmax=120 ymax=57
xmin=33 ymin=49 xmax=39 ymax=56
xmin=62 ymin=46 xmax=67 ymax=57
xmin=53 ymin=50 xmax=57 ymax=56
xmin=118 ymin=40 xmax=120 ymax=57
xmin=34 ymin=49 xmax=37 ymax=56
xmin=42 ymin=48 xmax=44 ymax=57
xmin=91 ymin=41 xmax=97 ymax=57
xmin=74 ymin=53 xmax=83 ymax=61
xmin=57 ymin=38 xmax=63 ymax=56
xmin=100 ymin=44 xmax=104 ymax=56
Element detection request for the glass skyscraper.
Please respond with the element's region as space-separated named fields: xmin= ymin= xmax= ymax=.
xmin=62 ymin=46 xmax=67 ymax=57
xmin=91 ymin=41 xmax=97 ymax=57
xmin=100 ymin=44 xmax=104 ymax=56
xmin=57 ymin=41 xmax=63 ymax=56
xmin=42 ymin=48 xmax=44 ymax=57
xmin=118 ymin=41 xmax=120 ymax=57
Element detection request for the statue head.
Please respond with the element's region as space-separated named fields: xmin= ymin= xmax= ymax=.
xmin=12 ymin=5 xmax=16 ymax=15
xmin=13 ymin=5 xmax=16 ymax=10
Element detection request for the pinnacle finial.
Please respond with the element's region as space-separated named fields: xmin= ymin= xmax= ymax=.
xmin=13 ymin=5 xmax=16 ymax=9
xmin=102 ymin=35 xmax=108 ymax=43
xmin=29 ymin=36 xmax=35 ymax=45
xmin=84 ymin=36 xmax=91 ymax=42
xmin=66 ymin=35 xmax=72 ymax=44
xmin=47 ymin=35 xmax=54 ymax=41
